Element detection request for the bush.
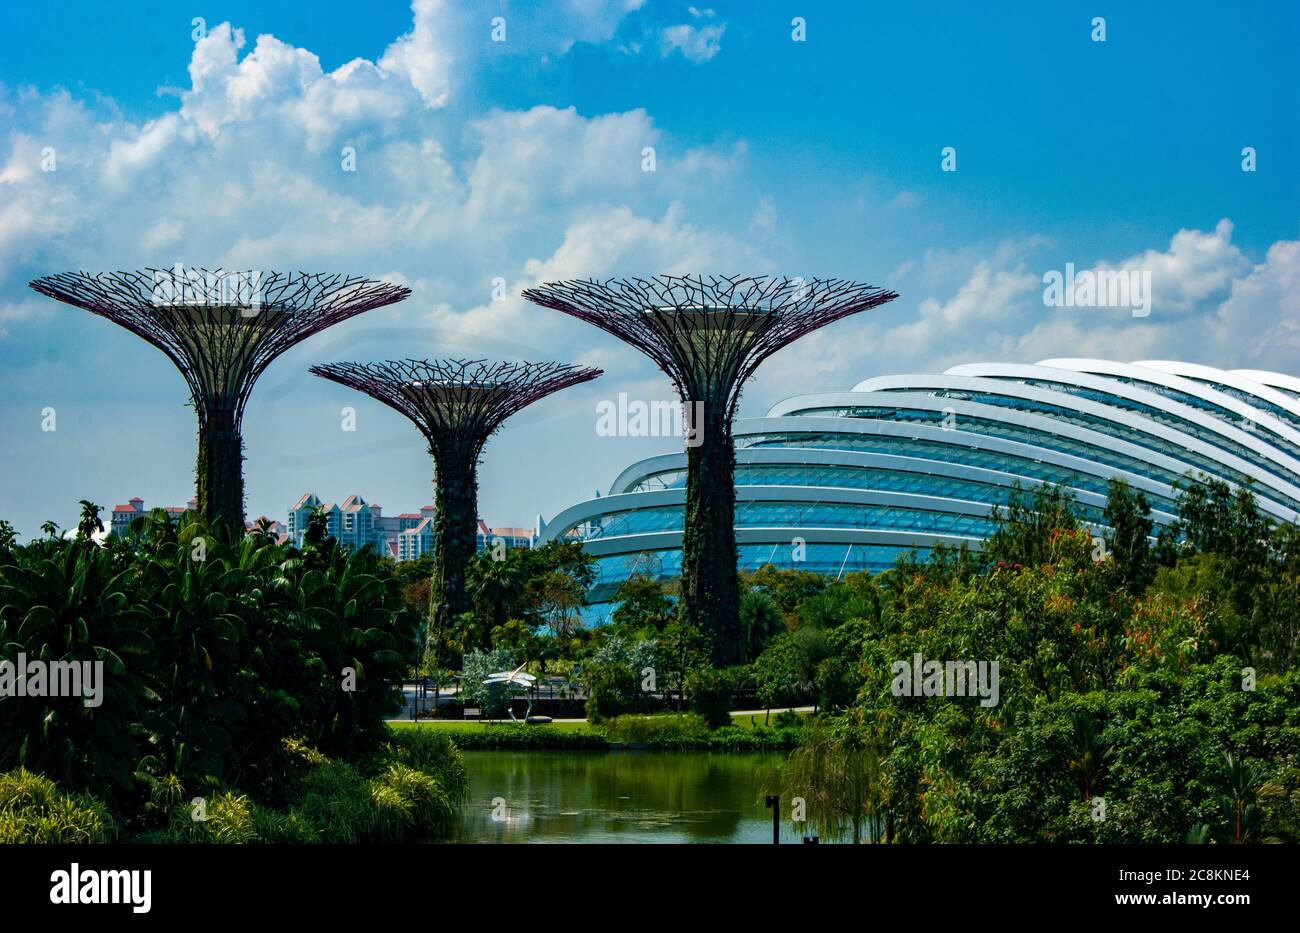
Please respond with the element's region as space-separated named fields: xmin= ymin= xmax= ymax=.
xmin=584 ymin=662 xmax=640 ymax=723
xmin=0 ymin=768 xmax=117 ymax=843
xmin=382 ymin=728 xmax=468 ymax=805
xmin=144 ymin=791 xmax=260 ymax=844
xmin=459 ymin=648 xmax=519 ymax=717
xmin=369 ymin=763 xmax=454 ymax=842
xmin=0 ymin=518 xmax=420 ymax=803
xmin=773 ymin=710 xmax=802 ymax=730
xmin=398 ymin=723 xmax=608 ymax=750
xmin=601 ymin=715 xmax=803 ymax=750
xmin=603 ymin=713 xmax=709 ymax=744
xmin=686 ymin=666 xmax=746 ymax=729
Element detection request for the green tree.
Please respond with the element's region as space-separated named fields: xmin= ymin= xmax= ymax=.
xmin=75 ymin=500 xmax=104 ymax=541
xmin=1103 ymin=478 xmax=1154 ymax=593
xmin=739 ymin=588 xmax=785 ymax=662
xmin=987 ymin=482 xmax=1081 ymax=567
xmin=780 ymin=718 xmax=882 ymax=843
xmin=1213 ymin=752 xmax=1267 ymax=844
xmin=610 ymin=574 xmax=674 ymax=633
xmin=466 ymin=548 xmax=528 ymax=631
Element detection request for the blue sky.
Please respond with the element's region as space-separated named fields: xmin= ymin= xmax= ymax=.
xmin=1 ymin=0 xmax=1297 ymax=539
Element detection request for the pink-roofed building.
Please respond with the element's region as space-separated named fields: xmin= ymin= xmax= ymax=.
xmin=109 ymin=496 xmax=197 ymax=536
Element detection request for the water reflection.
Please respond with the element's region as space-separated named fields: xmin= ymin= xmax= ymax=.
xmin=448 ymin=750 xmax=807 ymax=844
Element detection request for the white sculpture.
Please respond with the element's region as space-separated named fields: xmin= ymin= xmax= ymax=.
xmin=482 ymin=663 xmax=538 ymax=721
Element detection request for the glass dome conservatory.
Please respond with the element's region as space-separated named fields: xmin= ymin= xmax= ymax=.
xmin=540 ymin=359 xmax=1300 ymax=615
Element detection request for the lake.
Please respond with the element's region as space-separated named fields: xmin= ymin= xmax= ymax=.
xmin=447 ymin=750 xmax=811 ymax=844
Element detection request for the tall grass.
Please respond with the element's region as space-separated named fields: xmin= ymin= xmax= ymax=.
xmin=0 ymin=768 xmax=117 ymax=843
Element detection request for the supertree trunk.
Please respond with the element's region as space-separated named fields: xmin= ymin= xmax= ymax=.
xmin=522 ymin=276 xmax=898 ymax=671
xmin=195 ymin=411 xmax=246 ymax=536
xmin=427 ymin=451 xmax=478 ymax=667
xmin=681 ymin=402 xmax=741 ymax=666
xmin=310 ymin=360 xmax=602 ymax=667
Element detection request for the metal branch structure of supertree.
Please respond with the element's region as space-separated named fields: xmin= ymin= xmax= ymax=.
xmin=309 ymin=358 xmax=602 ymax=666
xmin=29 ymin=267 xmax=410 ymax=534
xmin=523 ymin=274 xmax=898 ymax=665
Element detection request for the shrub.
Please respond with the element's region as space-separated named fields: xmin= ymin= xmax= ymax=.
xmin=0 ymin=768 xmax=117 ymax=843
xmin=603 ymin=714 xmax=708 ymax=744
xmin=291 ymin=760 xmax=375 ymax=843
xmin=382 ymin=728 xmax=468 ymax=805
xmin=773 ymin=710 xmax=802 ymax=730
xmin=686 ymin=666 xmax=745 ymax=729
xmin=403 ymin=723 xmax=608 ymax=750
xmin=370 ymin=763 xmax=453 ymax=841
xmin=154 ymin=791 xmax=260 ymax=844
xmin=584 ymin=661 xmax=639 ymax=723
xmin=601 ymin=715 xmax=803 ymax=750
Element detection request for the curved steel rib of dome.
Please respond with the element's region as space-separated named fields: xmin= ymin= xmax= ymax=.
xmin=540 ymin=360 xmax=1300 ymax=611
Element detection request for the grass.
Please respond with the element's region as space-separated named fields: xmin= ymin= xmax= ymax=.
xmin=392 ymin=718 xmax=595 ymax=734
xmin=390 ymin=710 xmax=810 ymax=752
xmin=728 ymin=710 xmax=813 ymax=729
xmin=394 ymin=710 xmax=811 ymax=734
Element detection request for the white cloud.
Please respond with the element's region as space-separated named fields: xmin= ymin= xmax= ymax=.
xmin=377 ymin=0 xmax=454 ymax=108
xmin=1208 ymin=239 xmax=1300 ymax=370
xmin=748 ymin=197 xmax=777 ymax=239
xmin=1110 ymin=218 xmax=1249 ymax=315
xmin=464 ymin=106 xmax=658 ymax=225
xmin=864 ymin=221 xmax=1298 ymax=377
xmin=660 ymin=20 xmax=726 ymax=63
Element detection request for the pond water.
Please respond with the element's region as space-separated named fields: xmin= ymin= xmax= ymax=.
xmin=446 ymin=750 xmax=812 ymax=844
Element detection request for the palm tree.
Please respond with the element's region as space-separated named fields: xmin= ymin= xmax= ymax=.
xmin=1214 ymin=752 xmax=1267 ymax=844
xmin=466 ymin=549 xmax=527 ymax=630
xmin=76 ymin=500 xmax=104 ymax=540
xmin=739 ymin=589 xmax=785 ymax=662
xmin=1065 ymin=711 xmax=1111 ymax=800
xmin=39 ymin=520 xmax=59 ymax=539
xmin=253 ymin=516 xmax=276 ymax=541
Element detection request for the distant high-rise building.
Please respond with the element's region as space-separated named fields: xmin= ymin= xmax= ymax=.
xmin=288 ymin=493 xmax=536 ymax=560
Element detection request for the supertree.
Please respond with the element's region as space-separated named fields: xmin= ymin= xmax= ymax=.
xmin=29 ymin=267 xmax=410 ymax=534
xmin=523 ymin=275 xmax=898 ymax=665
xmin=309 ymin=358 xmax=602 ymax=666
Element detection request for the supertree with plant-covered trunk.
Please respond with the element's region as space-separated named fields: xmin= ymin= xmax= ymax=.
xmin=523 ymin=275 xmax=897 ymax=665
xmin=309 ymin=358 xmax=602 ymax=668
xmin=29 ymin=267 xmax=410 ymax=534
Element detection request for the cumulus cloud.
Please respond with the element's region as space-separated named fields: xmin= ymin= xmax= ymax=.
xmin=1208 ymin=239 xmax=1300 ymax=370
xmin=660 ymin=8 xmax=726 ymax=63
xmin=377 ymin=0 xmax=454 ymax=108
xmin=0 ymin=0 xmax=746 ymax=310
xmin=855 ymin=221 xmax=1298 ymax=377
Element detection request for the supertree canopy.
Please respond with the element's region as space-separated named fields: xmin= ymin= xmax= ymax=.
xmin=523 ymin=274 xmax=898 ymax=665
xmin=29 ymin=267 xmax=410 ymax=534
xmin=310 ymin=358 xmax=602 ymax=666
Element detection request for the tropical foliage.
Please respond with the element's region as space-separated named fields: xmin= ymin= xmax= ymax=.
xmin=0 ymin=504 xmax=463 ymax=841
